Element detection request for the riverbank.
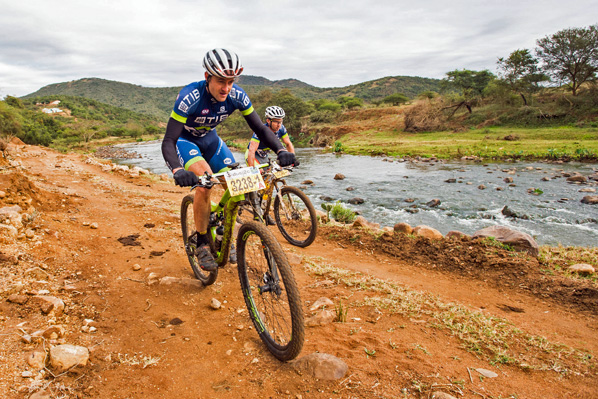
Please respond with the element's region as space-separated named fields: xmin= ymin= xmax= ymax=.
xmin=331 ymin=126 xmax=598 ymax=160
xmin=59 ymin=123 xmax=598 ymax=163
xmin=1 ymin=141 xmax=598 ymax=398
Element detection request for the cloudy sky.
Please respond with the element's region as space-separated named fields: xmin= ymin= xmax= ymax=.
xmin=1 ymin=1 xmax=596 ymax=98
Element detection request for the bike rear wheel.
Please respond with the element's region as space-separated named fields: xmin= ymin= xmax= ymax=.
xmin=181 ymin=194 xmax=218 ymax=286
xmin=236 ymin=221 xmax=304 ymax=361
xmin=273 ymin=186 xmax=317 ymax=247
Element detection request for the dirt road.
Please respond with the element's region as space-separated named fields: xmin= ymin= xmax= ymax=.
xmin=1 ymin=143 xmax=596 ymax=399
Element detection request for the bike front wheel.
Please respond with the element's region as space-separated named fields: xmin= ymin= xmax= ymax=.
xmin=273 ymin=186 xmax=318 ymax=247
xmin=236 ymin=221 xmax=304 ymax=361
xmin=181 ymin=194 xmax=218 ymax=286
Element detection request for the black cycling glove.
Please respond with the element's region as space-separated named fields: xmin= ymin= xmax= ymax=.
xmin=173 ymin=169 xmax=199 ymax=187
xmin=277 ymin=150 xmax=299 ymax=167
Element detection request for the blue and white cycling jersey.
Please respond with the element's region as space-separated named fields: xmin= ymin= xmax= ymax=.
xmin=162 ymin=79 xmax=285 ymax=173
xmin=247 ymin=123 xmax=289 ymax=152
xmin=171 ymin=80 xmax=254 ymax=137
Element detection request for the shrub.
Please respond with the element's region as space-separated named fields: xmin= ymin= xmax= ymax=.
xmin=329 ymin=201 xmax=356 ymax=224
xmin=333 ymin=141 xmax=344 ymax=153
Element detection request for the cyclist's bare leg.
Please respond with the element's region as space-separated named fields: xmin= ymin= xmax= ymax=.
xmin=188 ymin=160 xmax=212 ymax=234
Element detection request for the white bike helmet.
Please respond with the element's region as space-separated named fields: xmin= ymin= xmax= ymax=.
xmin=265 ymin=106 xmax=285 ymax=119
xmin=203 ymin=48 xmax=244 ymax=78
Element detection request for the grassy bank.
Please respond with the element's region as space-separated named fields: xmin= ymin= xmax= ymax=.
xmin=336 ymin=126 xmax=598 ymax=160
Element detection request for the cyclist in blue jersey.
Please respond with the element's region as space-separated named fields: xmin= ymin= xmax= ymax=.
xmin=245 ymin=105 xmax=295 ymax=167
xmin=161 ymin=48 xmax=297 ymax=272
xmin=245 ymin=105 xmax=295 ymax=225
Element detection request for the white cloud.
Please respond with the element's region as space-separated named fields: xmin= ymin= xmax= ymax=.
xmin=1 ymin=0 xmax=597 ymax=97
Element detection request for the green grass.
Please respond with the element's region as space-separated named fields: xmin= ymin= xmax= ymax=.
xmin=539 ymin=245 xmax=598 ymax=285
xmin=338 ymin=127 xmax=598 ymax=160
xmin=303 ymin=256 xmax=595 ymax=374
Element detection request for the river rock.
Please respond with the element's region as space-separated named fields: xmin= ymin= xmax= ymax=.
xmin=27 ymin=350 xmax=47 ymax=370
xmin=31 ymin=325 xmax=66 ymax=339
xmin=567 ymin=175 xmax=587 ymax=183
xmin=49 ymin=344 xmax=89 ymax=373
xmin=306 ymin=309 xmax=336 ymax=326
xmin=159 ymin=276 xmax=203 ymax=289
xmin=291 ymin=353 xmax=348 ymax=380
xmin=413 ymin=225 xmax=443 ymax=240
xmin=475 ymin=368 xmax=499 ymax=378
xmin=210 ymin=298 xmax=222 ymax=309
xmin=426 ymin=199 xmax=441 ymax=207
xmin=501 ymin=205 xmax=517 ymax=218
xmin=8 ymin=294 xmax=29 ymax=304
xmin=352 ymin=216 xmax=380 ymax=230
xmin=567 ymin=263 xmax=595 ymax=276
xmin=581 ymin=196 xmax=598 ymax=205
xmin=394 ymin=222 xmax=413 ymax=234
xmin=31 ymin=296 xmax=65 ymax=315
xmin=501 ymin=206 xmax=528 ymax=219
xmin=446 ymin=230 xmax=470 ymax=239
xmin=348 ymin=197 xmax=364 ymax=205
xmin=381 ymin=226 xmax=394 ymax=237
xmin=309 ymin=297 xmax=334 ymax=311
xmin=333 ymin=173 xmax=345 ymax=180
xmin=472 ymin=226 xmax=539 ymax=257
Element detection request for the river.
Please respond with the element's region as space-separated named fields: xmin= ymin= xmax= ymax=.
xmin=113 ymin=141 xmax=598 ymax=248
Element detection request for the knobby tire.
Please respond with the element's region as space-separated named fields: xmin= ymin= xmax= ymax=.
xmin=273 ymin=186 xmax=317 ymax=248
xmin=180 ymin=194 xmax=218 ymax=286
xmin=236 ymin=221 xmax=304 ymax=361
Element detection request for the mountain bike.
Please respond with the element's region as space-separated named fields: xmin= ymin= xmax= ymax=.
xmin=180 ymin=163 xmax=304 ymax=361
xmin=242 ymin=159 xmax=317 ymax=248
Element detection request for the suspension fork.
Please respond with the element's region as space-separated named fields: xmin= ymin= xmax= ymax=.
xmin=213 ymin=192 xmax=243 ymax=266
xmin=264 ymin=178 xmax=285 ymax=216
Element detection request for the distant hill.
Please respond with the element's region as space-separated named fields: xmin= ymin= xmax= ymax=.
xmin=23 ymin=75 xmax=440 ymax=119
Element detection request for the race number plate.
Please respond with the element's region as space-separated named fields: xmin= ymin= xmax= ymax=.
xmin=225 ymin=167 xmax=266 ymax=197
xmin=273 ymin=169 xmax=291 ymax=179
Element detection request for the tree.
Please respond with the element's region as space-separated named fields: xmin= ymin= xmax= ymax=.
xmin=417 ymin=91 xmax=438 ymax=100
xmin=313 ymin=100 xmax=341 ymax=112
xmin=0 ymin=101 xmax=23 ymax=138
xmin=536 ymin=25 xmax=598 ymax=96
xmin=441 ymin=69 xmax=495 ymax=99
xmin=382 ymin=93 xmax=409 ymax=106
xmin=338 ymin=96 xmax=364 ymax=109
xmin=269 ymin=89 xmax=312 ymax=136
xmin=497 ymin=49 xmax=549 ymax=105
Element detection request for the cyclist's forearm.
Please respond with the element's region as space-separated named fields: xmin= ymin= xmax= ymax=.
xmin=162 ymin=118 xmax=185 ymax=172
xmin=285 ymin=140 xmax=295 ymax=153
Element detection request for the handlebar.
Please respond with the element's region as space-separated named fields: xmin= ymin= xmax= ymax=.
xmin=262 ymin=159 xmax=295 ymax=174
xmin=190 ymin=162 xmax=275 ymax=190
